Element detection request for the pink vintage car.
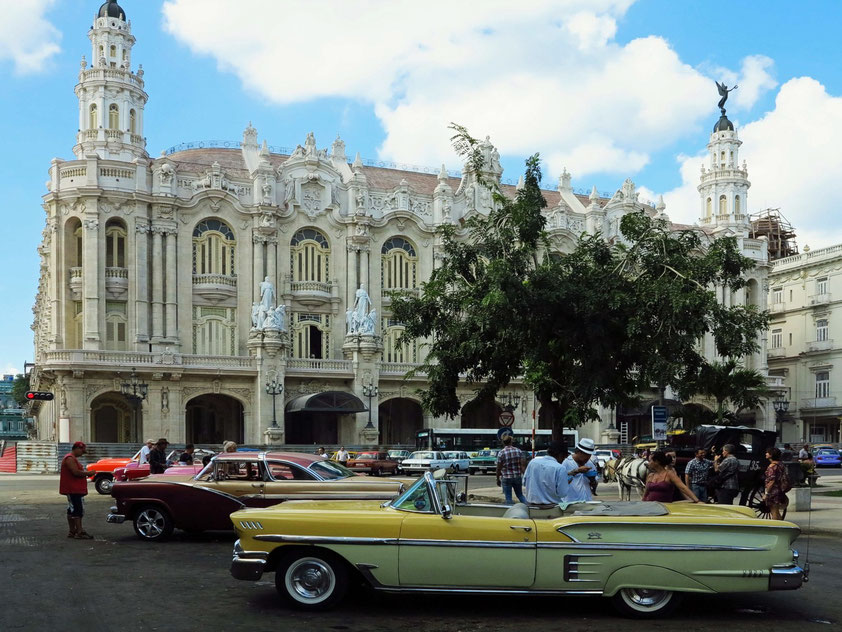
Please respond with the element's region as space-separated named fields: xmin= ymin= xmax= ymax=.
xmin=113 ymin=449 xmax=214 ymax=485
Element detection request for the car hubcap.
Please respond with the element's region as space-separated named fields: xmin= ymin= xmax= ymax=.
xmin=137 ymin=509 xmax=164 ymax=537
xmin=99 ymin=479 xmax=112 ymax=492
xmin=287 ymin=558 xmax=335 ymax=602
xmin=622 ymin=588 xmax=672 ymax=611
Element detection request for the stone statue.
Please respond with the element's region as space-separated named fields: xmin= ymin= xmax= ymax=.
xmin=271 ymin=304 xmax=286 ymax=330
xmin=284 ymin=178 xmax=296 ymax=204
xmin=251 ymin=302 xmax=261 ymax=328
xmin=360 ymin=308 xmax=377 ymax=334
xmin=257 ymin=303 xmax=268 ymax=329
xmin=305 ymin=132 xmax=317 ymax=156
xmin=259 ymin=276 xmax=275 ymax=311
xmin=346 ymin=308 xmax=357 ymax=334
xmin=353 ymin=284 xmax=372 ymax=326
xmin=716 ymin=81 xmax=738 ymax=114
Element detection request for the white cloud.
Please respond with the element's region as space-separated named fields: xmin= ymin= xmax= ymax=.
xmin=662 ymin=77 xmax=842 ymax=247
xmin=2 ymin=364 xmax=21 ymax=376
xmin=162 ymin=0 xmax=748 ymax=181
xmin=706 ymin=55 xmax=777 ymax=112
xmin=0 ymin=0 xmax=61 ymax=74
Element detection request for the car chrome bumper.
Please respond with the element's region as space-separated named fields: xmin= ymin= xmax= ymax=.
xmin=230 ymin=539 xmax=269 ymax=581
xmin=769 ymin=564 xmax=804 ymax=590
xmin=106 ymin=507 xmax=125 ymax=524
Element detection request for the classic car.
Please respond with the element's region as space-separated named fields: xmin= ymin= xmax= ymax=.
xmin=329 ymin=451 xmax=358 ymax=462
xmin=387 ymin=450 xmax=411 ymax=464
xmin=112 ymin=448 xmax=215 ymax=484
xmin=469 ymin=449 xmax=499 ymax=474
xmin=106 ymin=451 xmax=411 ymax=542
xmin=346 ymin=452 xmax=399 ymax=476
xmin=815 ymin=448 xmax=842 ymax=468
xmin=399 ymin=451 xmax=452 ymax=475
xmin=442 ymin=451 xmax=471 ymax=473
xmin=229 ymin=470 xmax=805 ymax=617
xmin=86 ymin=449 xmax=143 ymax=494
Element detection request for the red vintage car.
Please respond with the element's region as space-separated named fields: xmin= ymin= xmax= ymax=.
xmin=86 ymin=449 xmax=143 ymax=494
xmin=346 ymin=451 xmax=400 ymax=475
xmin=107 ymin=451 xmax=411 ymax=542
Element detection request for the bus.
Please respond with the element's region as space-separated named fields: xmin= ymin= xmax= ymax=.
xmin=415 ymin=427 xmax=579 ymax=455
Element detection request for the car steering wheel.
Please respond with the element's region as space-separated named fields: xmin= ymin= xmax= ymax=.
xmin=216 ymin=472 xmax=229 ymax=481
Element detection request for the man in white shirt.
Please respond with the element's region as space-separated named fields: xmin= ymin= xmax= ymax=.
xmin=138 ymin=439 xmax=154 ymax=465
xmin=336 ymin=446 xmax=350 ymax=466
xmin=523 ymin=441 xmax=570 ymax=506
xmin=563 ymin=438 xmax=597 ymax=503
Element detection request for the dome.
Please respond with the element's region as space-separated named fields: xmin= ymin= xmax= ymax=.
xmin=713 ymin=114 xmax=734 ymax=133
xmin=98 ymin=0 xmax=126 ymax=20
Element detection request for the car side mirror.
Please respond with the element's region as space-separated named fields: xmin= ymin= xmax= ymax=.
xmin=456 ymin=492 xmax=467 ymax=505
xmin=442 ymin=503 xmax=453 ymax=520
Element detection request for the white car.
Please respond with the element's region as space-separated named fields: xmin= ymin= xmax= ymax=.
xmin=593 ymin=449 xmax=615 ymax=469
xmin=442 ymin=451 xmax=471 ymax=473
xmin=400 ymin=451 xmax=451 ymax=475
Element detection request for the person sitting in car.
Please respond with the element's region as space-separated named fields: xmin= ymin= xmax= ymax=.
xmin=178 ymin=444 xmax=195 ymax=464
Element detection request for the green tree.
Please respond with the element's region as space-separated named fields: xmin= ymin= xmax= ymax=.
xmin=691 ymin=359 xmax=770 ymax=424
xmin=391 ymin=126 xmax=769 ymax=438
xmin=11 ymin=373 xmax=30 ymax=407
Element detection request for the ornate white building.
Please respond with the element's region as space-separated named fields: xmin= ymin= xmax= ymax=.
xmin=29 ymin=1 xmax=774 ymax=447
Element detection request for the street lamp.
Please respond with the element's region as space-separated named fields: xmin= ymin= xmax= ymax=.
xmin=265 ymin=379 xmax=284 ymax=428
xmin=773 ymin=393 xmax=790 ymax=417
xmin=361 ymin=381 xmax=379 ymax=430
xmin=500 ymin=392 xmax=521 ymax=412
xmin=120 ymin=368 xmax=148 ymax=440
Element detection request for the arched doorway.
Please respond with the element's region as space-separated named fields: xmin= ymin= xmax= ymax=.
xmin=185 ymin=394 xmax=244 ymax=444
xmin=378 ymin=398 xmax=423 ymax=445
xmin=460 ymin=398 xmax=502 ymax=429
xmin=284 ymin=391 xmax=367 ymax=445
xmin=90 ymin=392 xmax=135 ymax=442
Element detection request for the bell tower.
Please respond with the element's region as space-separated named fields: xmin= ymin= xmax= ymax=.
xmin=73 ymin=0 xmax=148 ymax=161
xmin=697 ymin=82 xmax=750 ymax=230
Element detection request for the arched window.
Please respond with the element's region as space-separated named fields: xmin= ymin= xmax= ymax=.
xmin=110 ymin=45 xmax=116 ymax=58
xmin=290 ymin=228 xmax=330 ymax=283
xmin=74 ymin=225 xmax=83 ymax=267
xmin=292 ymin=313 xmax=330 ymax=359
xmin=108 ymin=104 xmax=119 ymax=130
xmin=192 ymin=219 xmax=236 ymax=276
xmin=705 ymin=197 xmax=712 ymax=219
xmin=89 ymin=103 xmax=98 ymax=129
xmin=98 ymin=45 xmax=104 ymax=59
xmin=105 ymin=221 xmax=126 ymax=268
xmin=734 ymin=195 xmax=741 ymax=215
xmin=193 ymin=306 xmax=237 ymax=355
xmin=105 ymin=301 xmax=127 ymax=351
xmin=718 ymin=195 xmax=727 ymax=215
xmin=382 ymin=318 xmax=417 ymax=363
xmin=381 ymin=236 xmax=418 ymax=290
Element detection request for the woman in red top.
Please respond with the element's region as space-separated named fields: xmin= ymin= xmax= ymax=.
xmin=642 ymin=451 xmax=700 ymax=503
xmin=60 ymin=441 xmax=93 ymax=539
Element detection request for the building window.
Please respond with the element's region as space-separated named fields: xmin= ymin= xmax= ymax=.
xmin=105 ymin=222 xmax=126 ymax=267
xmin=381 ymin=236 xmax=418 ymax=290
xmin=192 ymin=306 xmax=237 ymax=355
xmin=771 ymin=329 xmax=782 ymax=349
xmin=129 ymin=109 xmax=136 ymax=134
xmin=817 ymin=277 xmax=828 ymax=295
xmin=382 ymin=318 xmax=417 ymax=363
xmin=718 ymin=195 xmax=727 ymax=215
xmin=816 ymin=319 xmax=829 ymax=342
xmin=772 ymin=287 xmax=783 ymax=304
xmin=74 ymin=225 xmax=83 ymax=266
xmin=105 ymin=301 xmax=127 ymax=351
xmin=816 ymin=371 xmax=830 ymax=399
xmin=89 ymin=103 xmax=98 ymax=129
xmin=789 ymin=333 xmax=792 ymax=345
xmin=110 ymin=45 xmax=116 ymax=57
xmin=290 ymin=228 xmax=330 ymax=283
xmin=192 ymin=219 xmax=236 ymax=276
xmin=72 ymin=301 xmax=83 ymax=348
xmin=108 ymin=104 xmax=119 ymax=130
xmin=292 ymin=313 xmax=330 ymax=359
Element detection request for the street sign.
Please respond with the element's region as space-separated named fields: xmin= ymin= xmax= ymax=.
xmin=498 ymin=410 xmax=515 ymax=426
xmin=25 ymin=391 xmax=54 ymax=401
xmin=497 ymin=426 xmax=514 ymax=440
xmin=651 ymin=405 xmax=668 ymax=442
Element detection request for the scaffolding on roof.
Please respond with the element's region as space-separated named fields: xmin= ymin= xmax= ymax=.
xmin=750 ymin=209 xmax=798 ymax=260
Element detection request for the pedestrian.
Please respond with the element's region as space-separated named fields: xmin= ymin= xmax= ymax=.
xmin=222 ymin=440 xmax=238 ymax=453
xmin=588 ymin=452 xmax=601 ymax=497
xmin=798 ymin=444 xmax=811 ymax=461
xmin=781 ymin=443 xmax=795 ymax=461
xmin=336 ymin=446 xmax=350 ymax=467
xmin=60 ymin=441 xmax=94 ymax=539
xmin=684 ymin=448 xmax=713 ymax=502
xmin=523 ymin=440 xmax=569 ymax=506
xmin=643 ymin=451 xmax=699 ymax=502
xmin=560 ymin=438 xmax=598 ymax=503
xmin=315 ymin=446 xmax=327 ymax=459
xmin=763 ymin=448 xmax=791 ymax=520
xmin=713 ymin=443 xmax=740 ymax=504
xmin=138 ymin=438 xmax=154 ymax=465
xmin=178 ymin=443 xmax=195 ymax=464
xmin=149 ymin=438 xmax=170 ymax=474
xmin=495 ymin=435 xmax=527 ymax=505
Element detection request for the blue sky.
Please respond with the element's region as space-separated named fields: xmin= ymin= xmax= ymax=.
xmin=1 ymin=0 xmax=841 ymax=374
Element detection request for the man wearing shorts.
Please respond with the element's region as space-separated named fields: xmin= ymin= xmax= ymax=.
xmin=60 ymin=441 xmax=93 ymax=539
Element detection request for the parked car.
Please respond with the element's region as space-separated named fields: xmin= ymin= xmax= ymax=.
xmin=442 ymin=451 xmax=471 ymax=473
xmin=815 ymin=448 xmax=842 ymax=468
xmin=593 ymin=449 xmax=617 ymax=470
xmin=347 ymin=452 xmax=399 ymax=476
xmin=112 ymin=448 xmax=216 ymax=483
xmin=107 ymin=451 xmax=411 ymax=542
xmin=87 ymin=449 xmax=143 ymax=495
xmin=229 ymin=470 xmax=805 ymax=617
xmin=329 ymin=451 xmax=358 ymax=462
xmin=399 ymin=451 xmax=452 ymax=475
xmin=469 ymin=449 xmax=500 ymax=474
xmin=387 ymin=449 xmax=411 ymax=464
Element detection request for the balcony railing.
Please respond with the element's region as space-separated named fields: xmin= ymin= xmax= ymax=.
xmin=105 ymin=267 xmax=128 ymax=279
xmin=193 ymin=274 xmax=237 ymax=287
xmin=806 ymin=339 xmax=833 ymax=353
xmin=380 ymin=362 xmax=427 ymax=376
xmin=801 ymin=397 xmax=837 ymax=410
xmin=290 ymin=281 xmax=331 ymax=293
xmin=41 ymin=350 xmax=256 ymax=372
xmin=767 ymin=347 xmax=786 ymax=359
xmin=192 ymin=273 xmax=237 ymax=302
xmin=808 ymin=293 xmax=832 ymax=306
xmin=769 ymin=302 xmax=786 ymax=313
xmin=286 ymin=358 xmax=353 ymax=374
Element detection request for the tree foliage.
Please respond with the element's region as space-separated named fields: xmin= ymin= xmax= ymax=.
xmin=11 ymin=374 xmax=30 ymax=407
xmin=690 ymin=359 xmax=770 ymax=424
xmin=391 ymin=127 xmax=769 ymax=436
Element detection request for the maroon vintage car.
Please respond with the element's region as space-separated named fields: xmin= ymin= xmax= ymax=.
xmin=346 ymin=451 xmax=400 ymax=475
xmin=107 ymin=451 xmax=410 ymax=542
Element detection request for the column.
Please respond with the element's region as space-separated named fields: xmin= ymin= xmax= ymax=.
xmin=267 ymin=240 xmax=277 ymax=293
xmin=348 ymin=245 xmax=359 ymax=304
xmin=361 ymin=248 xmax=370 ymax=290
xmin=134 ymin=222 xmax=150 ymax=347
xmin=82 ymin=215 xmax=102 ymax=348
xmin=151 ymin=228 xmax=164 ymax=341
xmin=253 ymin=236 xmax=265 ymax=302
xmin=165 ymin=230 xmax=178 ymax=341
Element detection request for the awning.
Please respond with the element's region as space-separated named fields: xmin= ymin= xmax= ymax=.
xmin=285 ymin=391 xmax=368 ymax=414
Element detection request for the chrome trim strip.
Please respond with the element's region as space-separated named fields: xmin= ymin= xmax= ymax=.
xmin=558 ymin=520 xmax=799 ymax=531
xmin=255 ymin=534 xmax=400 ymax=545
xmin=374 ymin=586 xmax=603 ymax=596
xmin=253 ymin=534 xmax=535 ymax=549
xmin=539 ymin=542 xmax=769 ymax=552
xmin=400 ymin=539 xmax=535 ymax=549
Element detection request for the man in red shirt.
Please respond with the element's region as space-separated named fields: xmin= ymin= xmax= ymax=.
xmin=60 ymin=441 xmax=93 ymax=539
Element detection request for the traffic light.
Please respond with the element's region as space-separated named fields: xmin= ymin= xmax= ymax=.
xmin=25 ymin=391 xmax=54 ymax=401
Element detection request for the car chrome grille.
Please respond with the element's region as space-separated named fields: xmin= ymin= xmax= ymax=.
xmin=238 ymin=520 xmax=264 ymax=530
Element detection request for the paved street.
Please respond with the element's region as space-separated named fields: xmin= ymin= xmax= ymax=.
xmin=0 ymin=475 xmax=838 ymax=631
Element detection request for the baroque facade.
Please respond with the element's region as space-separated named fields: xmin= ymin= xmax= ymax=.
xmin=30 ymin=1 xmax=774 ymax=447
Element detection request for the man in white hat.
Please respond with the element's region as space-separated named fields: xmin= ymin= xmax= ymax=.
xmin=562 ymin=438 xmax=598 ymax=502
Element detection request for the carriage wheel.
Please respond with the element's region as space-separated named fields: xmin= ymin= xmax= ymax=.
xmin=742 ymin=485 xmax=787 ymax=520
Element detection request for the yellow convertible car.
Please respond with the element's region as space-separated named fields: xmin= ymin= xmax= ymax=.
xmin=229 ymin=471 xmax=805 ymax=618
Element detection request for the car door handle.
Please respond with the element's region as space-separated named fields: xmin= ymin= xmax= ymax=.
xmin=251 ymin=483 xmax=264 ymax=488
xmin=510 ymin=525 xmax=532 ymax=531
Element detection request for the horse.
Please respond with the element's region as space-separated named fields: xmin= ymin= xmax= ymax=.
xmin=603 ymin=458 xmax=619 ymax=482
xmin=615 ymin=456 xmax=649 ymax=500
